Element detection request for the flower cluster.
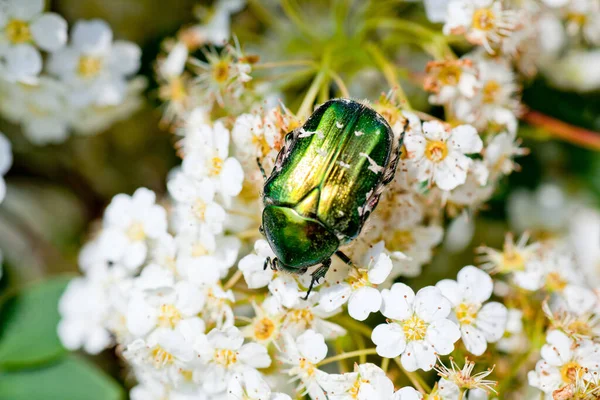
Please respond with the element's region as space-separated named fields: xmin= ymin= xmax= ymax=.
xmin=52 ymin=0 xmax=600 ymax=399
xmin=0 ymin=1 xmax=145 ymax=144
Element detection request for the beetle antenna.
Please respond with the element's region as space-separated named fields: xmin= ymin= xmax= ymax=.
xmin=335 ymin=250 xmax=355 ymax=267
xmin=256 ymin=157 xmax=268 ymax=181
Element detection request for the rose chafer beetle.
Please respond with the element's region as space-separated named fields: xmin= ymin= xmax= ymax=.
xmin=259 ymin=98 xmax=405 ymax=298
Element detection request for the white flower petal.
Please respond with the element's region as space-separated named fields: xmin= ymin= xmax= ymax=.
xmin=372 ymin=323 xmax=406 ymax=358
xmin=414 ymin=286 xmax=451 ymax=322
xmin=30 ymin=13 xmax=67 ymax=51
xmin=297 ymin=329 xmax=327 ymax=363
xmin=380 ymin=283 xmax=415 ymax=320
xmin=457 ymin=265 xmax=493 ymax=303
xmin=367 ymin=253 xmax=393 ymax=284
xmin=318 ymin=283 xmax=352 ymax=312
xmin=449 ymin=125 xmax=482 ymax=154
xmin=460 ymin=324 xmax=487 ymax=356
xmin=427 ymin=319 xmax=460 ymax=355
xmin=475 ymin=302 xmax=507 ymax=342
xmin=348 ymin=287 xmax=381 ymax=321
xmin=238 ymin=342 xmax=271 ymax=368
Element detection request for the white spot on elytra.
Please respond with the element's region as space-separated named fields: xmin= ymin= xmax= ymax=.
xmin=359 ymin=153 xmax=383 ymax=174
xmin=336 ymin=121 xmax=343 ymax=129
xmin=354 ymin=130 xmax=364 ymax=136
xmin=336 ymin=160 xmax=350 ymax=169
xmin=316 ymin=148 xmax=327 ymax=157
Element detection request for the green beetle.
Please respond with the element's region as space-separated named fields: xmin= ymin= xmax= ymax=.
xmin=259 ymin=99 xmax=405 ymax=297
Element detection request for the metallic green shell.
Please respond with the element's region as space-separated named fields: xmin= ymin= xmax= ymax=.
xmin=263 ymin=99 xmax=395 ymax=244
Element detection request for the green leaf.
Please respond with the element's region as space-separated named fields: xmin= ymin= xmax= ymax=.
xmin=0 ymin=356 xmax=124 ymax=400
xmin=0 ymin=276 xmax=73 ymax=369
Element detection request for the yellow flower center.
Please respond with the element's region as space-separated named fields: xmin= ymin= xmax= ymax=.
xmin=402 ymin=315 xmax=428 ymax=341
xmin=567 ymin=12 xmax=587 ymax=26
xmin=472 ymin=8 xmax=496 ymax=31
xmin=214 ymin=349 xmax=238 ymax=368
xmin=212 ymin=60 xmax=230 ymax=83
xmin=254 ymin=317 xmax=276 ymax=341
xmin=251 ymin=134 xmax=271 ymax=157
xmin=150 ymin=346 xmax=174 ymax=368
xmin=388 ymin=230 xmax=415 ymax=252
xmin=192 ymin=199 xmax=207 ymax=221
xmin=287 ymin=308 xmax=314 ymax=326
xmin=161 ymin=76 xmax=187 ymax=102
xmin=482 ymin=80 xmax=501 ymax=104
xmin=348 ymin=269 xmax=370 ymax=290
xmin=210 ymin=156 xmax=223 ymax=176
xmin=191 ymin=242 xmax=209 ymax=257
xmin=455 ymin=302 xmax=480 ymax=325
xmin=77 ymin=56 xmax=103 ymax=78
xmin=299 ymin=358 xmax=316 ymax=376
xmin=438 ymin=65 xmax=463 ymax=86
xmin=157 ymin=304 xmax=182 ymax=328
xmin=181 ymin=369 xmax=194 ymax=382
xmin=545 ymin=272 xmax=568 ymax=292
xmin=126 ymin=222 xmax=146 ymax=241
xmin=5 ymin=19 xmax=32 ymax=44
xmin=560 ymin=361 xmax=582 ymax=384
xmin=348 ymin=378 xmax=370 ymax=398
xmin=568 ymin=320 xmax=593 ymax=337
xmin=501 ymin=250 xmax=524 ymax=272
xmin=425 ymin=140 xmax=448 ymax=163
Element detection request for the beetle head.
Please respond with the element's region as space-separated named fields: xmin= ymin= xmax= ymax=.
xmin=261 ymin=205 xmax=339 ymax=270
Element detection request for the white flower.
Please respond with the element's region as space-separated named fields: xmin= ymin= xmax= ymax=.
xmin=47 ymin=19 xmax=141 ymax=107
xmin=168 ymin=170 xmax=226 ymax=235
xmin=57 ymin=275 xmax=112 ymax=354
xmin=228 ymin=368 xmax=291 ymax=400
xmin=130 ymin=380 xmax=207 ymax=400
xmin=436 ymin=266 xmax=508 ymax=356
xmin=126 ymin=276 xmax=205 ymax=338
xmin=195 ymin=326 xmax=271 ymax=394
xmin=424 ymin=59 xmax=479 ymax=105
xmin=372 ymin=284 xmax=460 ymax=371
xmin=279 ymin=329 xmax=329 ymax=400
xmin=443 ymin=0 xmax=518 ymax=53
xmin=0 ymin=0 xmax=67 ymax=82
xmin=103 ymin=188 xmax=168 ymax=270
xmin=569 ymin=207 xmax=600 ymax=287
xmin=319 ymin=363 xmax=395 ymax=399
xmin=0 ymin=77 xmax=70 ymax=144
xmin=175 ymin=231 xmax=240 ymax=285
xmin=403 ymin=121 xmax=483 ymax=191
xmin=483 ymin=132 xmax=527 ymax=178
xmin=0 ymin=132 xmax=12 ymax=203
xmin=528 ymin=330 xmax=600 ymax=395
xmin=239 ymin=239 xmax=276 ymax=289
xmin=319 ymin=244 xmax=392 ymax=321
xmin=382 ymin=224 xmax=444 ymax=279
xmin=241 ymin=296 xmax=284 ymax=345
xmin=282 ymin=293 xmax=346 ymax=340
xmin=188 ymin=0 xmax=245 ymax=46
xmin=181 ymin=121 xmax=244 ymax=199
xmin=124 ymin=319 xmax=204 ymax=384
xmin=393 ymin=387 xmax=423 ymax=399
xmin=157 ymin=42 xmax=190 ymax=123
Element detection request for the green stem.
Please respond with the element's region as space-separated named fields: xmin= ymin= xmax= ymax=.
xmin=281 ymin=0 xmax=318 ymax=40
xmin=392 ymin=357 xmax=430 ymax=394
xmin=365 ymin=42 xmax=411 ymax=109
xmin=317 ymin=348 xmax=378 ymax=366
xmin=297 ymin=50 xmax=332 ymax=118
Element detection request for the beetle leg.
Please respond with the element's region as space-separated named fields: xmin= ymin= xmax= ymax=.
xmin=263 ymin=257 xmax=271 ymax=271
xmin=303 ymin=258 xmax=331 ymax=300
xmin=335 ymin=250 xmax=355 ymax=267
xmin=256 ymin=157 xmax=268 ymax=181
